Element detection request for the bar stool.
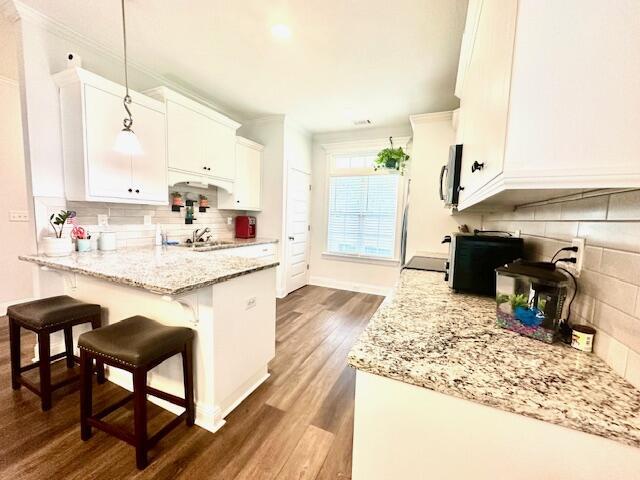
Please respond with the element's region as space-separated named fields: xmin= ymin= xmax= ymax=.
xmin=8 ymin=295 xmax=105 ymax=411
xmin=78 ymin=315 xmax=195 ymax=470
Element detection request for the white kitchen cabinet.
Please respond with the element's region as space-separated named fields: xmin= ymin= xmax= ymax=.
xmin=455 ymin=0 xmax=640 ymax=211
xmin=217 ymin=136 xmax=263 ymax=211
xmin=54 ymin=68 xmax=168 ymax=205
xmin=146 ymin=87 xmax=240 ymax=192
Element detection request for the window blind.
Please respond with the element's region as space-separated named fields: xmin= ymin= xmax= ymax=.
xmin=327 ymin=174 xmax=399 ymax=258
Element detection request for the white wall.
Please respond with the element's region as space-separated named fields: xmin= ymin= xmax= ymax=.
xmin=406 ymin=112 xmax=481 ymax=259
xmin=238 ymin=116 xmax=313 ymax=297
xmin=308 ymin=125 xmax=412 ymax=295
xmin=0 ymin=16 xmax=35 ymax=309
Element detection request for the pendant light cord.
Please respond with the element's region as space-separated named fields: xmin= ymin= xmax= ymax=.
xmin=121 ymin=0 xmax=133 ymax=130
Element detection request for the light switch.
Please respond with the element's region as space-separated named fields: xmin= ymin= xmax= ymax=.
xmin=97 ymin=214 xmax=109 ymax=226
xmin=9 ymin=210 xmax=29 ymax=222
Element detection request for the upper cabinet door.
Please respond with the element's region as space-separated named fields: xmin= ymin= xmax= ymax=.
xmin=204 ymin=117 xmax=236 ymax=181
xmin=83 ymin=85 xmax=134 ymax=200
xmin=130 ymin=102 xmax=168 ymax=202
xmin=166 ymin=101 xmax=205 ymax=174
xmin=243 ymin=143 xmax=262 ymax=210
xmin=457 ymin=0 xmax=517 ymax=203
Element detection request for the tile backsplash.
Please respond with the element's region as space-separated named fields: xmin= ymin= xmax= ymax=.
xmin=67 ymin=186 xmax=243 ymax=248
xmin=482 ymin=189 xmax=640 ymax=388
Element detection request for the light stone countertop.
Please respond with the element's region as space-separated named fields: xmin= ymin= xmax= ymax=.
xmin=19 ymin=245 xmax=278 ymax=296
xmin=348 ymin=269 xmax=640 ymax=449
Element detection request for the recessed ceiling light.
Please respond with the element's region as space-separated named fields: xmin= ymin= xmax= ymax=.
xmin=271 ymin=24 xmax=292 ymax=40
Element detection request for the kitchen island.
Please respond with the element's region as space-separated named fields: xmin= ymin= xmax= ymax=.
xmin=20 ymin=245 xmax=279 ymax=433
xmin=348 ymin=269 xmax=640 ymax=480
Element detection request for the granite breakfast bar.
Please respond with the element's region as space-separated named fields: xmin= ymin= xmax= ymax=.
xmin=348 ymin=269 xmax=640 ymax=480
xmin=20 ymin=245 xmax=279 ymax=433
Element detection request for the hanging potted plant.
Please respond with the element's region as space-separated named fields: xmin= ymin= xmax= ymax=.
xmin=171 ymin=191 xmax=183 ymax=207
xmin=374 ymin=137 xmax=410 ymax=174
xmin=199 ymin=194 xmax=209 ymax=208
xmin=41 ymin=210 xmax=75 ymax=257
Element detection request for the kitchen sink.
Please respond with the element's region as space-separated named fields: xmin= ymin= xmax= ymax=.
xmin=178 ymin=240 xmax=236 ymax=249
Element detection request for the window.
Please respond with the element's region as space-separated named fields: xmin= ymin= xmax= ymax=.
xmin=326 ymin=152 xmax=400 ymax=259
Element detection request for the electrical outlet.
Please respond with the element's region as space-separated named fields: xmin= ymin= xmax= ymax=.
xmin=143 ymin=215 xmax=152 ymax=225
xmin=570 ymin=238 xmax=585 ymax=277
xmin=9 ymin=210 xmax=29 ymax=222
xmin=227 ymin=217 xmax=233 ymax=225
xmin=97 ymin=214 xmax=109 ymax=226
xmin=513 ymin=229 xmax=521 ymax=238
xmin=245 ymin=297 xmax=257 ymax=310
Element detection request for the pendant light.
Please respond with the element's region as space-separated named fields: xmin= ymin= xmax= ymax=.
xmin=113 ymin=0 xmax=143 ymax=155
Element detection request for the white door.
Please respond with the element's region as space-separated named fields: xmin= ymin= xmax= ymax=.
xmin=84 ymin=85 xmax=133 ymax=200
xmin=285 ymin=168 xmax=311 ymax=295
xmin=166 ymin=101 xmax=204 ymax=174
xmin=205 ymin=117 xmax=236 ymax=181
xmin=130 ymin=102 xmax=168 ymax=203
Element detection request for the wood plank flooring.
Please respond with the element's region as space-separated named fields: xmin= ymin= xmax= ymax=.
xmin=0 ymin=286 xmax=383 ymax=479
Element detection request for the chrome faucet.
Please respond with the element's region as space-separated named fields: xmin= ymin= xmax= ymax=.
xmin=192 ymin=227 xmax=211 ymax=244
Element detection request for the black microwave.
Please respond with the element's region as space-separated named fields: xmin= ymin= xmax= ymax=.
xmin=443 ymin=233 xmax=524 ymax=296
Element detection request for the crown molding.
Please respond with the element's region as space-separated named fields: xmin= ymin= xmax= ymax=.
xmin=321 ymin=136 xmax=411 ymax=154
xmin=11 ymin=0 xmax=243 ymax=123
xmin=409 ymin=110 xmax=454 ymax=128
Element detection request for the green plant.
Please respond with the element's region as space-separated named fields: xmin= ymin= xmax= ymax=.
xmin=171 ymin=192 xmax=182 ymax=198
xmin=509 ymin=293 xmax=530 ymax=310
xmin=374 ymin=137 xmax=410 ymax=174
xmin=199 ymin=194 xmax=208 ymax=201
xmin=49 ymin=210 xmax=75 ymax=238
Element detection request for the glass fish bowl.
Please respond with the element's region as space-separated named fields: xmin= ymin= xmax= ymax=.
xmin=495 ymin=260 xmax=569 ymax=344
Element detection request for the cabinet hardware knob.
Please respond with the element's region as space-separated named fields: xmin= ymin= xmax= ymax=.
xmin=128 ymin=188 xmax=133 ymax=193
xmin=135 ymin=189 xmax=140 ymax=194
xmin=288 ymin=236 xmax=295 ymax=241
xmin=471 ymin=161 xmax=485 ymax=173
xmin=236 ymin=200 xmax=240 ymax=203
xmin=203 ymin=167 xmax=207 ymax=170
xmin=457 ymin=186 xmax=465 ymax=192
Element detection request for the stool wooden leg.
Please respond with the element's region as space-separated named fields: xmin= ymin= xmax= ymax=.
xmin=90 ymin=315 xmax=106 ymax=384
xmin=38 ymin=332 xmax=52 ymax=411
xmin=64 ymin=326 xmax=75 ymax=369
xmin=79 ymin=350 xmax=93 ymax=440
xmin=182 ymin=341 xmax=195 ymax=426
xmin=133 ymin=368 xmax=148 ymax=469
xmin=9 ymin=317 xmax=21 ymax=390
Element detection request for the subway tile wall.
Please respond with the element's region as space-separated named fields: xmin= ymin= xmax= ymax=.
xmin=482 ymin=189 xmax=640 ymax=389
xmin=66 ymin=186 xmax=243 ymax=248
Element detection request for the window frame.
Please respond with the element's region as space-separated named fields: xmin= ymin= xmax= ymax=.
xmin=321 ymin=138 xmax=409 ymax=264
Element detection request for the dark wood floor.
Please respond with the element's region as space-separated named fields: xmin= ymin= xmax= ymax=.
xmin=0 ymin=286 xmax=383 ymax=479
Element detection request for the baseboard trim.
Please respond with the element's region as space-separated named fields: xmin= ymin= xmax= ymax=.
xmin=1 ymin=297 xmax=36 ymax=316
xmin=309 ymin=276 xmax=394 ymax=296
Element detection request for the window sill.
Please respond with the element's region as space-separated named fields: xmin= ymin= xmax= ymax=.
xmin=321 ymin=252 xmax=401 ymax=266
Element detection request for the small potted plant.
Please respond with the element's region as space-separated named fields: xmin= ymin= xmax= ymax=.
xmin=41 ymin=210 xmax=75 ymax=257
xmin=374 ymin=137 xmax=410 ymax=174
xmin=71 ymin=224 xmax=92 ymax=252
xmin=199 ymin=194 xmax=209 ymax=208
xmin=171 ymin=192 xmax=183 ymax=207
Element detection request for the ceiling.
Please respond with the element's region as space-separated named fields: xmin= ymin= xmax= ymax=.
xmin=19 ymin=0 xmax=467 ymax=133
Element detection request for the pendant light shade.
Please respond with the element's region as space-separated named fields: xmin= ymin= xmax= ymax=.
xmin=113 ymin=0 xmax=143 ymax=155
xmin=114 ymin=128 xmax=143 ymax=155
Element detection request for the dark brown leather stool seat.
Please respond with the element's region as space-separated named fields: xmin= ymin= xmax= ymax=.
xmin=78 ymin=316 xmax=194 ymax=367
xmin=8 ymin=295 xmax=104 ymax=411
xmin=8 ymin=296 xmax=100 ymax=329
xmin=78 ymin=315 xmax=195 ymax=470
